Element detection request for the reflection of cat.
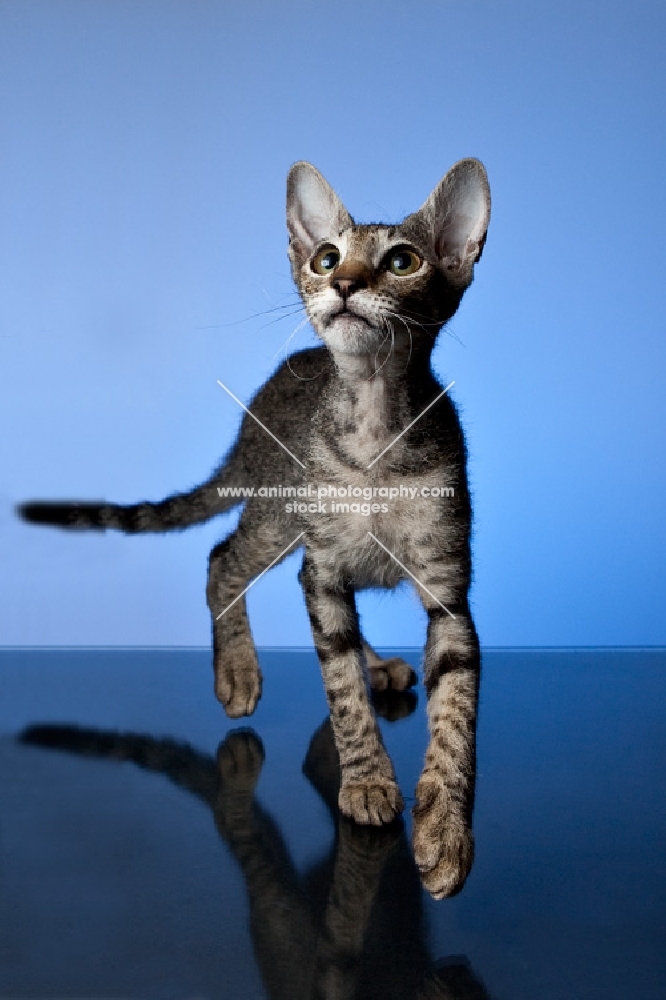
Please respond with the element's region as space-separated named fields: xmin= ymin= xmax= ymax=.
xmin=19 ymin=160 xmax=490 ymax=896
xmin=21 ymin=714 xmax=491 ymax=999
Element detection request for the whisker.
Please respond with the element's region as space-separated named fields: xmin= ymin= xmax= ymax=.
xmin=368 ymin=320 xmax=393 ymax=380
xmin=385 ymin=311 xmax=414 ymax=371
xmin=196 ymin=299 xmax=303 ymax=330
xmin=444 ymin=323 xmax=466 ymax=348
xmin=216 ymin=306 xmax=306 ymax=340
xmin=394 ymin=303 xmax=444 ymax=326
xmin=256 ymin=306 xmax=306 ymax=335
xmin=277 ymin=316 xmax=326 ymax=381
xmin=274 ymin=314 xmax=310 ymax=360
xmin=287 ymin=352 xmax=326 ymax=381
xmin=391 ymin=308 xmax=439 ymax=343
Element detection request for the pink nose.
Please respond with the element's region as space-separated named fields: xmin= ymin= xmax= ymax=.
xmin=333 ymin=276 xmax=366 ymax=298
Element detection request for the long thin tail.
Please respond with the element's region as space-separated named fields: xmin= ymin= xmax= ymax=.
xmin=17 ymin=461 xmax=244 ymax=533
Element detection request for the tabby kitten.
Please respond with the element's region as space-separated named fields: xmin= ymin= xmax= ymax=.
xmin=19 ymin=158 xmax=491 ymax=898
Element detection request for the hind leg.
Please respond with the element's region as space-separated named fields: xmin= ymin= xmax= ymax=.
xmin=206 ymin=513 xmax=300 ymax=718
xmin=362 ymin=640 xmax=417 ymax=693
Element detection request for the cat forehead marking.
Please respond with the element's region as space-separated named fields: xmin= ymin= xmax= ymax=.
xmin=337 ymin=225 xmax=404 ymax=265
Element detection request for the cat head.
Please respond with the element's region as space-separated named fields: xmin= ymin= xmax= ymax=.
xmin=286 ymin=160 xmax=490 ymax=358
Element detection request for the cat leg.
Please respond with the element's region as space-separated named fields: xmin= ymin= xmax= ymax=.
xmin=361 ymin=639 xmax=417 ymax=693
xmin=412 ymin=600 xmax=480 ymax=899
xmin=206 ymin=515 xmax=296 ymax=718
xmin=300 ymin=555 xmax=403 ymax=826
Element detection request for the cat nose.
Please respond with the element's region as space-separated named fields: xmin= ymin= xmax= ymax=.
xmin=332 ymin=276 xmax=366 ymax=299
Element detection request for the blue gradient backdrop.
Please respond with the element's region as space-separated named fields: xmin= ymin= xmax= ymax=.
xmin=1 ymin=0 xmax=665 ymax=647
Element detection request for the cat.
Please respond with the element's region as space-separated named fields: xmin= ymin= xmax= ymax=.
xmin=19 ymin=158 xmax=491 ymax=898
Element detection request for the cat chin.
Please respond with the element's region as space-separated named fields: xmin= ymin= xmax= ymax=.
xmin=319 ymin=314 xmax=384 ymax=355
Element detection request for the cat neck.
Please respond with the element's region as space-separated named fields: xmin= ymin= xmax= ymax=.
xmin=318 ymin=342 xmax=441 ymax=468
xmin=330 ymin=338 xmax=434 ymax=385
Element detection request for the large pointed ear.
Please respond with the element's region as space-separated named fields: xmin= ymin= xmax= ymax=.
xmin=286 ymin=162 xmax=353 ymax=266
xmin=409 ymin=159 xmax=490 ymax=286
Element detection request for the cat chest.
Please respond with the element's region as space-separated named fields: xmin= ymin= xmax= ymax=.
xmin=304 ymin=380 xmax=462 ymax=585
xmin=304 ymin=466 xmax=458 ymax=589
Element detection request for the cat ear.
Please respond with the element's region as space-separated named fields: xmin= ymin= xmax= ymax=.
xmin=413 ymin=158 xmax=490 ymax=281
xmin=286 ymin=162 xmax=353 ymax=260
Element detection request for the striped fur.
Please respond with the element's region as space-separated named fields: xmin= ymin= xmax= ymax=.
xmin=17 ymin=159 xmax=490 ymax=897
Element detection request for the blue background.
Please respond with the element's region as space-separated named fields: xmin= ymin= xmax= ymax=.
xmin=1 ymin=0 xmax=664 ymax=647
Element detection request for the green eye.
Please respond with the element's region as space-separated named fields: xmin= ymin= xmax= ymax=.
xmin=312 ymin=245 xmax=341 ymax=274
xmin=388 ymin=247 xmax=421 ymax=276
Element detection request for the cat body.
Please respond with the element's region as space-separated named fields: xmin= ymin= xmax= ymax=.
xmin=20 ymin=159 xmax=491 ymax=897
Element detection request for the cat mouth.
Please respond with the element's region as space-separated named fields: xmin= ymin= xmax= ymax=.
xmin=330 ymin=307 xmax=370 ymax=327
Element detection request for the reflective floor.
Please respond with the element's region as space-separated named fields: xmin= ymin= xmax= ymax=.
xmin=1 ymin=648 xmax=665 ymax=999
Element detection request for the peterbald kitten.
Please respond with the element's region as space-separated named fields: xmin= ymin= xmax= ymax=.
xmin=20 ymin=159 xmax=490 ymax=897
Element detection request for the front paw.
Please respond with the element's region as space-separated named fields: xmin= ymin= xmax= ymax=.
xmin=412 ymin=775 xmax=474 ymax=899
xmin=214 ymin=647 xmax=262 ymax=718
xmin=339 ymin=779 xmax=404 ymax=826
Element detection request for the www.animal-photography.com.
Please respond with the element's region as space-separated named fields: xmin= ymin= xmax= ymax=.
xmin=2 ymin=3 xmax=665 ymax=998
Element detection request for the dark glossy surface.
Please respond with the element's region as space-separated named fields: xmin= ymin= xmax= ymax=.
xmin=1 ymin=648 xmax=665 ymax=999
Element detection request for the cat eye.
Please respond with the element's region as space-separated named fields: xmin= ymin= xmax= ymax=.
xmin=388 ymin=247 xmax=421 ymax=276
xmin=312 ymin=245 xmax=341 ymax=274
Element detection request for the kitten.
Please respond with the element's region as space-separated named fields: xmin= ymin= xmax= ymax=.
xmin=19 ymin=158 xmax=491 ymax=898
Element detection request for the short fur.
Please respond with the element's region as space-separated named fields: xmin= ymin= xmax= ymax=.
xmin=19 ymin=159 xmax=491 ymax=898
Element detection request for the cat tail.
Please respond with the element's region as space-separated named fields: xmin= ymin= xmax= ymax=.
xmin=19 ymin=723 xmax=219 ymax=807
xmin=16 ymin=457 xmax=247 ymax=533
